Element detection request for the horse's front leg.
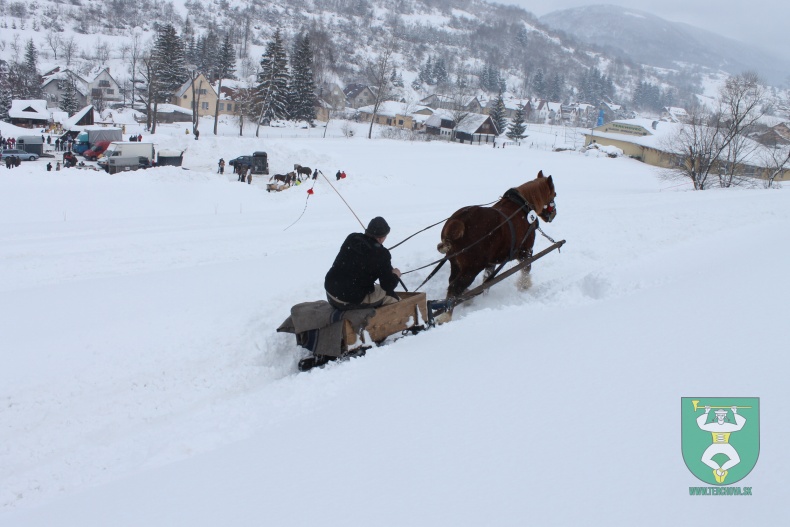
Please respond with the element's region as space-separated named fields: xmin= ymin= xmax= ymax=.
xmin=516 ymin=249 xmax=533 ymax=291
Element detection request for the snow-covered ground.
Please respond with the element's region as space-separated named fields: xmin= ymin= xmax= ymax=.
xmin=1 ymin=117 xmax=788 ymax=525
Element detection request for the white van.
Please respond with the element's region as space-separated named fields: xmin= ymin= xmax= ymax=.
xmin=98 ymin=142 xmax=155 ymax=171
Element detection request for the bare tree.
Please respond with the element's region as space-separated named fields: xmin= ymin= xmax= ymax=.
xmin=127 ymin=31 xmax=143 ymax=110
xmin=718 ymin=72 xmax=765 ymax=187
xmin=448 ymin=64 xmax=474 ymax=142
xmin=663 ymin=109 xmax=727 ymax=190
xmin=364 ymin=38 xmax=398 ymax=139
xmin=46 ymin=30 xmax=61 ymax=60
xmin=60 ymin=37 xmax=78 ymax=66
xmin=188 ymin=67 xmax=204 ymax=135
xmin=663 ymin=72 xmax=767 ymax=191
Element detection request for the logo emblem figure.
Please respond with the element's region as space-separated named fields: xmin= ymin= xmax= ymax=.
xmin=681 ymin=398 xmax=759 ymax=485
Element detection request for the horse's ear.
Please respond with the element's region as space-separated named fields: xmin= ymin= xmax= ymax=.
xmin=547 ymin=175 xmax=555 ymax=191
xmin=537 ymin=170 xmax=544 ymax=178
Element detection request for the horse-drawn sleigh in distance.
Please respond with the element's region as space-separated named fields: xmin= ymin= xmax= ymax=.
xmin=277 ymin=171 xmax=564 ymax=372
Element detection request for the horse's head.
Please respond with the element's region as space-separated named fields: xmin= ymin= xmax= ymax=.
xmin=517 ymin=171 xmax=557 ymax=223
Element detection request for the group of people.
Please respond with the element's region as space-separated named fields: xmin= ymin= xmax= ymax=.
xmin=63 ymin=152 xmax=78 ymax=168
xmin=0 ymin=135 xmax=16 ymax=149
xmin=128 ymin=134 xmax=144 ymax=142
xmin=3 ymin=154 xmax=21 ymax=168
xmin=335 ymin=170 xmax=347 ymax=181
xmin=54 ymin=137 xmax=73 ymax=152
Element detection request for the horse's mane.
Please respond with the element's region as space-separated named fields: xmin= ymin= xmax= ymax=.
xmin=513 ymin=172 xmax=555 ymax=210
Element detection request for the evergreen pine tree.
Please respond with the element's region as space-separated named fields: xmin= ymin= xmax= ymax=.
xmin=256 ymin=29 xmax=290 ymax=129
xmin=153 ymin=24 xmax=187 ymax=98
xmin=0 ymin=72 xmax=11 ymax=122
xmin=531 ymin=68 xmax=545 ymax=99
xmin=289 ymin=33 xmax=316 ymax=124
xmin=151 ymin=24 xmax=187 ymax=133
xmin=507 ymin=104 xmax=526 ymax=141
xmin=433 ymin=57 xmax=449 ymax=87
xmin=489 ymin=92 xmax=507 ymax=136
xmin=60 ymin=75 xmax=80 ymax=115
xmin=549 ymin=72 xmax=563 ymax=102
xmin=22 ymin=38 xmax=43 ymax=99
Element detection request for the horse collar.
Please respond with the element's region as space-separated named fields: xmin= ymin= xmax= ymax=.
xmin=504 ymin=188 xmax=534 ymax=214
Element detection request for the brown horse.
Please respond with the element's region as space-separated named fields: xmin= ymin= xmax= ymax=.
xmin=436 ymin=171 xmax=557 ymax=318
xmin=270 ymin=171 xmax=296 ymax=184
xmin=293 ymin=164 xmax=312 ymax=180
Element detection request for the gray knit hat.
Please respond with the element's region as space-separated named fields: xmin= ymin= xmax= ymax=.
xmin=365 ymin=216 xmax=390 ymax=237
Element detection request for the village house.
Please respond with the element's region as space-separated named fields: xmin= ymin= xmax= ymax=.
xmin=41 ymin=66 xmax=122 ymax=110
xmin=344 ymin=84 xmax=377 ymax=108
xmin=584 ymin=118 xmax=790 ymax=182
xmin=754 ymin=122 xmax=790 ymax=146
xmin=41 ymin=68 xmax=89 ymax=109
xmin=357 ymin=101 xmax=433 ymax=130
xmin=425 ymin=111 xmax=498 ymax=144
xmin=173 ymin=73 xmax=218 ymax=118
xmin=87 ymin=67 xmax=123 ymax=109
xmin=420 ymin=94 xmax=483 ymax=114
xmin=317 ymin=82 xmax=347 ymax=111
xmin=8 ymin=100 xmax=51 ymax=128
xmin=661 ymin=106 xmax=689 ymax=123
xmin=485 ymin=96 xmax=532 ymax=120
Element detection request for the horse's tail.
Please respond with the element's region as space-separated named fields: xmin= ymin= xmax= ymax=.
xmin=437 ymin=218 xmax=465 ymax=254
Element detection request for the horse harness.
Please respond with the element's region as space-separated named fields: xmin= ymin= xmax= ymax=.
xmin=486 ymin=188 xmax=541 ymax=281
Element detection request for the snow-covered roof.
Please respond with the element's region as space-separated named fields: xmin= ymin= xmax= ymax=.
xmin=455 ymin=113 xmax=492 ymax=134
xmin=63 ymin=106 xmax=95 ymax=129
xmin=357 ymin=101 xmax=432 ymax=117
xmin=9 ymin=100 xmax=51 ymax=121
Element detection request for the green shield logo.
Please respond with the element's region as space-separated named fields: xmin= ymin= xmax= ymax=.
xmin=681 ymin=397 xmax=759 ymax=485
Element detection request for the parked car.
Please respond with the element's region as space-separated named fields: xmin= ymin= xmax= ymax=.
xmin=228 ymin=151 xmax=268 ymax=174
xmin=1 ymin=149 xmax=39 ymax=161
xmin=82 ymin=140 xmax=112 ymax=161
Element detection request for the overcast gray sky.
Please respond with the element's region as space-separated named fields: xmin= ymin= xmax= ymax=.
xmin=502 ymin=0 xmax=788 ymax=59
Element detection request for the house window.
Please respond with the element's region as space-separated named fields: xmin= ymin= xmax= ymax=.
xmin=106 ymin=89 xmax=114 ymax=95
xmin=398 ymin=119 xmax=404 ymax=126
xmin=91 ymin=88 xmax=102 ymax=97
xmin=201 ymin=102 xmax=209 ymax=110
xmin=219 ymin=103 xmax=224 ymax=111
xmin=199 ymin=89 xmax=207 ymax=95
xmin=99 ymin=80 xmax=110 ymax=87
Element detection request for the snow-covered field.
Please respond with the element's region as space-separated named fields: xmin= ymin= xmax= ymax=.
xmin=1 ymin=117 xmax=788 ymax=525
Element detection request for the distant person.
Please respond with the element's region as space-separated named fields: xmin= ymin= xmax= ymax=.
xmin=194 ymin=129 xmax=200 ymax=140
xmin=46 ymin=162 xmax=53 ymax=171
xmin=218 ymin=158 xmax=225 ymax=174
xmin=336 ymin=170 xmax=342 ymax=181
xmin=137 ymin=134 xmax=142 ymax=142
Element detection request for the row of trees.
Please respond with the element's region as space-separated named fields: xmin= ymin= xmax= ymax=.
xmin=130 ymin=23 xmax=316 ymax=137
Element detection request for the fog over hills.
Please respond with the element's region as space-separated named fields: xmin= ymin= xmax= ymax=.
xmin=539 ymin=4 xmax=790 ymax=86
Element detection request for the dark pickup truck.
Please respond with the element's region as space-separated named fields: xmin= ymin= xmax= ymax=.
xmin=228 ymin=151 xmax=268 ymax=174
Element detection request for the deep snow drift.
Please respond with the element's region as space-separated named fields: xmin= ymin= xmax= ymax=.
xmin=1 ymin=117 xmax=788 ymax=526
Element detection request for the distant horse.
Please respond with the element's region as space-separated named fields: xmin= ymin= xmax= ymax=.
xmin=294 ymin=164 xmax=312 ymax=181
xmin=436 ymin=171 xmax=557 ymax=320
xmin=270 ymin=171 xmax=296 ymax=185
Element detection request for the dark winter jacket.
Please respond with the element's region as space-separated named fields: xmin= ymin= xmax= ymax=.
xmin=325 ymin=232 xmax=399 ymax=304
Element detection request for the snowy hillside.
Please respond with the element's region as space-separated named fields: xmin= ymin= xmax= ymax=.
xmin=1 ymin=117 xmax=789 ymax=525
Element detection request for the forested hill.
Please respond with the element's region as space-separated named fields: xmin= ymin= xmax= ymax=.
xmin=1 ymin=0 xmax=787 ymax=113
